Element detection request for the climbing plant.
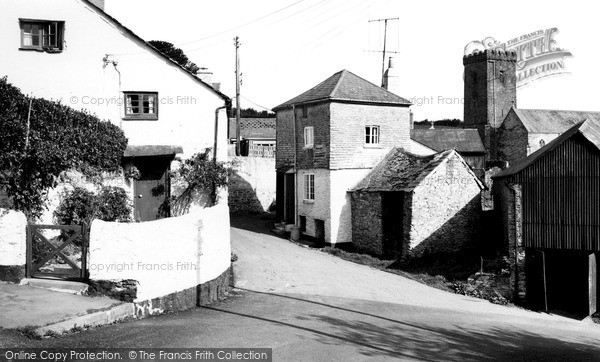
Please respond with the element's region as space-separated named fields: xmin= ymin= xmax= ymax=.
xmin=0 ymin=77 xmax=128 ymax=218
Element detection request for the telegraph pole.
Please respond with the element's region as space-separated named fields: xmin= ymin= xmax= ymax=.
xmin=367 ymin=17 xmax=399 ymax=86
xmin=234 ymin=36 xmax=241 ymax=156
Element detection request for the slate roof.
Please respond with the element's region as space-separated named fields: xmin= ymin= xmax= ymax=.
xmin=512 ymin=108 xmax=600 ymax=134
xmin=351 ymin=149 xmax=482 ymax=192
xmin=273 ymin=69 xmax=411 ymax=111
xmin=81 ymin=0 xmax=230 ymax=102
xmin=410 ymin=129 xmax=485 ymax=153
xmin=124 ymin=145 xmax=183 ymax=157
xmin=228 ymin=118 xmax=276 ymax=139
xmin=494 ymin=119 xmax=600 ymax=178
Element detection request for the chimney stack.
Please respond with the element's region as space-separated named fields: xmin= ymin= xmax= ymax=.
xmin=382 ymin=57 xmax=400 ymax=96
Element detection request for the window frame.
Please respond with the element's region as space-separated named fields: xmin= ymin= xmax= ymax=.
xmin=19 ymin=19 xmax=64 ymax=52
xmin=303 ymin=173 xmax=315 ymax=202
xmin=365 ymin=125 xmax=380 ymax=146
xmin=304 ymin=126 xmax=314 ymax=148
xmin=123 ymin=92 xmax=159 ymax=120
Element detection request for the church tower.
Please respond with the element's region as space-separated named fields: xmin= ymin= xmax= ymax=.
xmin=463 ymin=49 xmax=517 ymax=160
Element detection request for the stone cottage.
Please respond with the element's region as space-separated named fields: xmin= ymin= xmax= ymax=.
xmin=492 ymin=119 xmax=600 ymax=316
xmin=273 ymin=69 xmax=412 ymax=246
xmin=350 ymin=149 xmax=483 ymax=259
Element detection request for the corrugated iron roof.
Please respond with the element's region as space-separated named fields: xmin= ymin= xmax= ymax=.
xmin=228 ymin=118 xmax=276 ymax=139
xmin=351 ymin=148 xmax=482 ymax=192
xmin=410 ymin=128 xmax=485 ymax=153
xmin=513 ymin=108 xmax=600 ymax=134
xmin=273 ymin=69 xmax=411 ymax=110
xmin=494 ymin=119 xmax=600 ymax=178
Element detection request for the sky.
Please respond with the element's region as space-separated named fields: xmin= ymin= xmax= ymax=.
xmin=104 ymin=0 xmax=599 ymax=121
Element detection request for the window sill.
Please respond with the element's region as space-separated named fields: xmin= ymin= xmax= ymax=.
xmin=19 ymin=47 xmax=62 ymax=53
xmin=303 ymin=199 xmax=315 ymax=204
xmin=123 ymin=116 xmax=159 ymax=121
xmin=363 ymin=144 xmax=382 ymax=149
xmin=303 ymin=145 xmax=314 ymax=149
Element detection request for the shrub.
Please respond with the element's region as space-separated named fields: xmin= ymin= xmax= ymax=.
xmin=97 ymin=186 xmax=131 ymax=222
xmin=175 ymin=149 xmax=229 ymax=205
xmin=54 ymin=187 xmax=98 ymax=227
xmin=0 ymin=77 xmax=128 ymax=218
xmin=54 ymin=186 xmax=132 ymax=228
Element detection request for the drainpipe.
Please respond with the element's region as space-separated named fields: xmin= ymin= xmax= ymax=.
xmin=292 ymin=104 xmax=298 ymax=226
xmin=213 ymin=101 xmax=230 ymax=162
xmin=211 ymin=101 xmax=230 ymax=204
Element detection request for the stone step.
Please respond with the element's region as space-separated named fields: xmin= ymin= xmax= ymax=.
xmin=19 ymin=278 xmax=89 ymax=295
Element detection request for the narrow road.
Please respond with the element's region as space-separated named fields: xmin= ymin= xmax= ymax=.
xmin=2 ymin=214 xmax=600 ymax=361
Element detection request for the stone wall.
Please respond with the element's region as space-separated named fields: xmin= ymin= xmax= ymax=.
xmin=494 ymin=182 xmax=526 ymax=301
xmin=497 ymin=110 xmax=529 ymax=165
xmin=275 ymin=108 xmax=295 ymax=171
xmin=463 ymin=50 xmax=517 ymax=160
xmin=408 ymin=153 xmax=483 ymax=257
xmin=296 ymin=103 xmax=331 ymax=170
xmin=350 ymin=191 xmax=384 ymax=256
xmin=88 ymin=204 xmax=231 ymax=303
xmin=228 ymin=156 xmax=276 ymax=213
xmin=0 ymin=209 xmax=27 ymax=283
xmin=329 ymin=102 xmax=410 ymax=170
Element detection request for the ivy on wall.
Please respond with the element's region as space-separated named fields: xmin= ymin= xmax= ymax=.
xmin=0 ymin=77 xmax=128 ymax=218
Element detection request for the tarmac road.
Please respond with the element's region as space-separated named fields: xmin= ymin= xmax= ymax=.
xmin=2 ymin=215 xmax=600 ymax=361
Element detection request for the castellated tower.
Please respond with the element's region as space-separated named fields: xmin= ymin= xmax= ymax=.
xmin=463 ymin=49 xmax=517 ymax=160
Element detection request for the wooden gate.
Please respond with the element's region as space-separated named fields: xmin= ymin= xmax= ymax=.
xmin=26 ymin=224 xmax=88 ymax=281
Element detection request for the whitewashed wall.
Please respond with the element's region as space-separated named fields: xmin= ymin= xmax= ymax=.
xmin=329 ymin=169 xmax=371 ymax=245
xmin=0 ymin=210 xmax=27 ymax=266
xmin=88 ymin=204 xmax=231 ymax=302
xmin=0 ymin=0 xmax=229 ymax=161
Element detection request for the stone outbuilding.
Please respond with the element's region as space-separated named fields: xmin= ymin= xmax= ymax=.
xmin=350 ymin=148 xmax=484 ymax=259
xmin=492 ymin=119 xmax=600 ymax=315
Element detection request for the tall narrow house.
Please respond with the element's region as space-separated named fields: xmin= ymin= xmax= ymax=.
xmin=274 ymin=70 xmax=412 ymax=246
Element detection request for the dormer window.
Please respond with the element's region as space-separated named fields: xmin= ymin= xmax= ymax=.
xmin=20 ymin=20 xmax=64 ymax=51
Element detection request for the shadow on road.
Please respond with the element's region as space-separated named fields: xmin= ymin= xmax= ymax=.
xmin=205 ymin=288 xmax=600 ymax=361
xmin=230 ymin=212 xmax=278 ymax=238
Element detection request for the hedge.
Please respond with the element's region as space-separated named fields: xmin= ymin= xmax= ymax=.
xmin=0 ymin=77 xmax=128 ymax=218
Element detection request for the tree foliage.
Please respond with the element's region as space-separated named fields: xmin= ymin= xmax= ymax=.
xmin=148 ymin=40 xmax=201 ymax=75
xmin=414 ymin=118 xmax=463 ymax=128
xmin=0 ymin=77 xmax=128 ymax=218
xmin=231 ymin=107 xmax=275 ymax=118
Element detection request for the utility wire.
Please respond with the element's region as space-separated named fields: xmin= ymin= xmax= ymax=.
xmin=113 ymin=0 xmax=310 ymax=56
